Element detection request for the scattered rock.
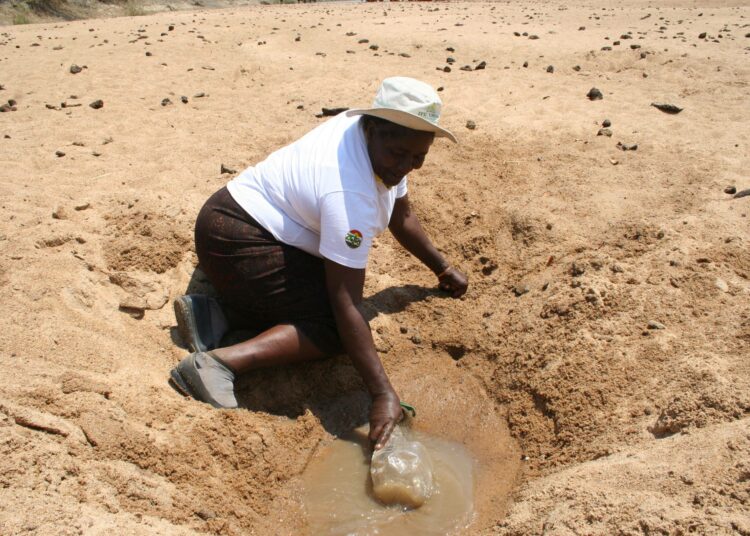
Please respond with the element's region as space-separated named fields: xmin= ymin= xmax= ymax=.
xmin=647 ymin=320 xmax=666 ymax=330
xmin=460 ymin=65 xmax=473 ymax=71
xmin=587 ymin=87 xmax=603 ymax=100
xmin=161 ymin=98 xmax=172 ymax=106
xmin=89 ymin=99 xmax=104 ymax=109
xmin=715 ymin=278 xmax=729 ymax=292
xmin=193 ymin=92 xmax=206 ymax=98
xmin=52 ymin=206 xmax=69 ymax=219
xmin=724 ymin=186 xmax=736 ymax=195
xmin=572 ymin=65 xmax=581 ymax=71
xmin=443 ymin=66 xmax=451 ymax=73
xmin=55 ymin=150 xmax=65 ymax=157
xmin=546 ymin=65 xmax=554 ymax=73
xmin=513 ymin=284 xmax=530 ymax=297
xmin=570 ymin=262 xmax=586 ymax=277
xmin=475 ymin=61 xmax=487 ymax=70
xmin=617 ymin=142 xmax=638 ymax=151
xmin=651 ymin=102 xmax=683 ymax=114
xmin=369 ymin=44 xmax=379 ymax=51
xmin=522 ymin=61 xmax=529 ymax=68
xmin=698 ymin=32 xmax=707 ymax=39
xmin=602 ymin=119 xmax=611 ymax=127
xmin=597 ymin=128 xmax=613 ymax=137
xmin=180 ymin=96 xmax=188 ymax=104
xmin=69 ymin=64 xmax=83 ymax=74
xmin=466 ymin=120 xmax=476 ymax=130
xmin=446 ymin=57 xmax=455 ymax=64
xmin=74 ymin=203 xmax=91 ymax=211
xmin=398 ymin=52 xmax=410 ymax=58
xmin=358 ymin=39 xmax=369 ymax=44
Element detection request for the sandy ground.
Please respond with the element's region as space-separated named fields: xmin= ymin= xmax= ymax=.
xmin=1 ymin=0 xmax=749 ymax=534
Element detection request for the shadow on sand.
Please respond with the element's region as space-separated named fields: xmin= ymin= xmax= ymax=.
xmin=173 ymin=266 xmax=447 ymax=436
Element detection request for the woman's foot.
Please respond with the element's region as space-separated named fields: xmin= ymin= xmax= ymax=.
xmin=173 ymin=294 xmax=229 ymax=353
xmin=169 ymin=351 xmax=238 ymax=408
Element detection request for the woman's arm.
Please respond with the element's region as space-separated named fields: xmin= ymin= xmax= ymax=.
xmin=388 ymin=194 xmax=469 ymax=297
xmin=324 ymin=259 xmax=403 ymax=449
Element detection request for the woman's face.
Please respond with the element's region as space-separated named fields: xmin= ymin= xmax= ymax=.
xmin=364 ymin=121 xmax=435 ymax=188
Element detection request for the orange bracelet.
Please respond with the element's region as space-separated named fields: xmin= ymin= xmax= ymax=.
xmin=436 ymin=266 xmax=453 ymax=279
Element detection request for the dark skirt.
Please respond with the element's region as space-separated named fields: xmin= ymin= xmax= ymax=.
xmin=194 ymin=186 xmax=343 ymax=355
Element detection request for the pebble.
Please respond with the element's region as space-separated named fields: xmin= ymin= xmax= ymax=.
xmin=698 ymin=32 xmax=707 ymax=39
xmin=475 ymin=61 xmax=487 ymax=70
xmin=180 ymin=96 xmax=188 ymax=104
xmin=443 ymin=66 xmax=451 ymax=73
xmin=715 ymin=278 xmax=729 ymax=292
xmin=647 ymin=320 xmax=666 ymax=330
xmin=616 ymin=142 xmax=638 ymax=151
xmin=597 ymin=128 xmax=613 ymax=137
xmin=466 ymin=120 xmax=476 ymax=130
xmin=89 ymin=99 xmax=104 ymax=109
xmin=587 ymin=87 xmax=603 ymax=100
xmin=220 ymin=164 xmax=236 ymax=174
xmin=570 ymin=262 xmax=586 ymax=277
xmin=724 ymin=186 xmax=736 ymax=195
xmin=513 ymin=284 xmax=530 ymax=297
xmin=55 ymin=150 xmax=65 ymax=157
xmin=602 ymin=119 xmax=611 ymax=127
xmin=523 ymin=61 xmax=529 ymax=68
xmin=70 ymin=64 xmax=83 ymax=74
xmin=446 ymin=57 xmax=455 ymax=64
xmin=651 ymin=102 xmax=683 ymax=114
xmin=460 ymin=65 xmax=473 ymax=71
xmin=369 ymin=44 xmax=379 ymax=51
xmin=161 ymin=98 xmax=172 ymax=106
xmin=546 ymin=65 xmax=554 ymax=73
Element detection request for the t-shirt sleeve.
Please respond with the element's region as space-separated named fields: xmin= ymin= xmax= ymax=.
xmin=395 ymin=177 xmax=408 ymax=198
xmin=319 ymin=191 xmax=378 ymax=269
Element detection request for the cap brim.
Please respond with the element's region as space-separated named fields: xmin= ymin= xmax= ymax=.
xmin=346 ymin=108 xmax=458 ymax=144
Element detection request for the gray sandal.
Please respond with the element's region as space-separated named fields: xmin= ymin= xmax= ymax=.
xmin=169 ymin=352 xmax=238 ymax=409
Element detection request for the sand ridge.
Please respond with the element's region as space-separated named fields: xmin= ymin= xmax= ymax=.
xmin=1 ymin=0 xmax=749 ymax=534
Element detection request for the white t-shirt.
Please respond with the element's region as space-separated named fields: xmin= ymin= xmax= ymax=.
xmin=226 ymin=114 xmax=407 ymax=269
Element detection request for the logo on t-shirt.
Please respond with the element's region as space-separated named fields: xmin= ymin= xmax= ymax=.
xmin=345 ymin=229 xmax=363 ymax=249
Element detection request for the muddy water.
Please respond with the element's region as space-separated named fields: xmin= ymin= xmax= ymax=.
xmin=303 ymin=426 xmax=475 ymax=536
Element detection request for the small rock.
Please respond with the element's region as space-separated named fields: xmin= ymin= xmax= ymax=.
xmin=52 ymin=206 xmax=68 ymax=219
xmin=446 ymin=57 xmax=455 ymax=64
xmin=446 ymin=46 xmax=455 ymax=52
xmin=460 ymin=65 xmax=473 ymax=71
xmin=630 ymin=44 xmax=641 ymax=50
xmin=647 ymin=320 xmax=666 ymax=330
xmin=573 ymin=65 xmax=581 ymax=71
xmin=318 ymin=107 xmax=349 ymax=117
xmin=145 ymin=51 xmax=152 ymax=56
xmin=89 ymin=99 xmax=104 ymax=109
xmin=466 ymin=120 xmax=476 ymax=130
xmin=651 ymin=102 xmax=683 ymax=114
xmin=597 ymin=128 xmax=613 ymax=137
xmin=546 ymin=65 xmax=554 ymax=73
xmin=698 ymin=32 xmax=707 ymax=39
xmin=369 ymin=44 xmax=379 ymax=51
xmin=724 ymin=186 xmax=736 ymax=195
xmin=193 ymin=92 xmax=206 ymax=98
xmin=180 ymin=96 xmax=188 ymax=104
xmin=602 ymin=119 xmax=611 ymax=127
xmin=70 ymin=64 xmax=83 ymax=74
xmin=168 ymin=25 xmax=174 ymax=31
xmin=522 ymin=61 xmax=529 ymax=68
xmin=220 ymin=164 xmax=236 ymax=175
xmin=475 ymin=61 xmax=487 ymax=70
xmin=195 ymin=509 xmax=216 ymax=521
xmin=587 ymin=87 xmax=603 ymax=100
xmin=294 ymin=35 xmax=301 ymax=42
xmin=715 ymin=278 xmax=729 ymax=292
xmin=74 ymin=203 xmax=91 ymax=211
xmin=161 ymin=98 xmax=172 ymax=106
xmin=513 ymin=284 xmax=530 ymax=297
xmin=443 ymin=66 xmax=451 ymax=73
xmin=55 ymin=150 xmax=65 ymax=157
xmin=616 ymin=142 xmax=638 ymax=151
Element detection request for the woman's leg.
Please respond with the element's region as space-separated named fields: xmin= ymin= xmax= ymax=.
xmin=212 ymin=323 xmax=327 ymax=373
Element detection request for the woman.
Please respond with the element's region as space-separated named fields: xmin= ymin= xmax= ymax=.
xmin=169 ymin=77 xmax=469 ymax=450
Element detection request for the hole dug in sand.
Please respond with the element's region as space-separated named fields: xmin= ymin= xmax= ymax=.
xmin=299 ymin=353 xmax=521 ymax=535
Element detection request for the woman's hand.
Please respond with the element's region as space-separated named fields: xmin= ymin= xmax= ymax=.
xmin=438 ymin=267 xmax=469 ymax=298
xmin=369 ymin=391 xmax=404 ymax=450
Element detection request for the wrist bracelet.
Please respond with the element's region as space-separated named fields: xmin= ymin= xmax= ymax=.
xmin=436 ymin=266 xmax=453 ymax=279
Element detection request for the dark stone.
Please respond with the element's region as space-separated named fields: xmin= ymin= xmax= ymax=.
xmin=523 ymin=61 xmax=529 ymax=68
xmin=55 ymin=150 xmax=65 ymax=157
xmin=446 ymin=57 xmax=455 ymax=63
xmin=318 ymin=107 xmax=349 ymax=117
xmin=724 ymin=186 xmax=736 ymax=195
xmin=89 ymin=99 xmax=104 ymax=109
xmin=358 ymin=39 xmax=369 ymax=44
xmin=597 ymin=128 xmax=613 ymax=137
xmin=446 ymin=47 xmax=455 ymax=52
xmin=651 ymin=102 xmax=683 ymax=114
xmin=369 ymin=44 xmax=379 ymax=51
xmin=587 ymin=87 xmax=603 ymax=100
xmin=70 ymin=64 xmax=83 ymax=74
xmin=460 ymin=65 xmax=473 ymax=71
xmin=466 ymin=120 xmax=476 ymax=130
xmin=161 ymin=98 xmax=172 ymax=106
xmin=573 ymin=65 xmax=581 ymax=71
xmin=546 ymin=65 xmax=554 ymax=73
xmin=220 ymin=164 xmax=236 ymax=174
xmin=443 ymin=66 xmax=451 ymax=73
xmin=602 ymin=119 xmax=611 ymax=127
xmin=616 ymin=142 xmax=638 ymax=151
xmin=475 ymin=61 xmax=487 ymax=70
xmin=698 ymin=32 xmax=707 ymax=39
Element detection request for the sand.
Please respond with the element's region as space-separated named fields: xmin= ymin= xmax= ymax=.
xmin=1 ymin=0 xmax=749 ymax=534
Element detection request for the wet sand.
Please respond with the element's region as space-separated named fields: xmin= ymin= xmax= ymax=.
xmin=0 ymin=0 xmax=749 ymax=534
